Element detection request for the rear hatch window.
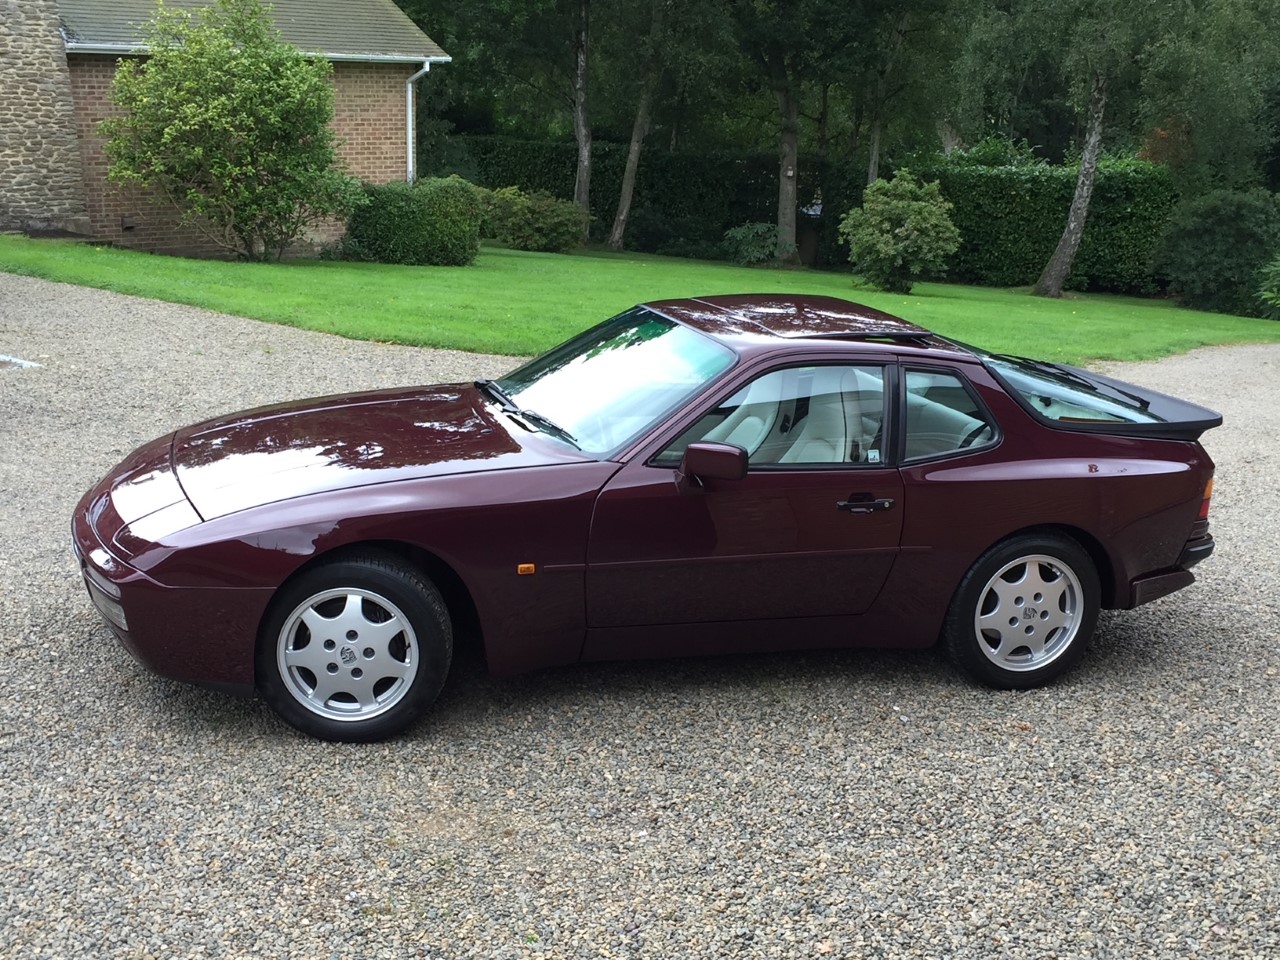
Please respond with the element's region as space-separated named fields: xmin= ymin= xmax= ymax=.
xmin=954 ymin=347 xmax=1222 ymax=441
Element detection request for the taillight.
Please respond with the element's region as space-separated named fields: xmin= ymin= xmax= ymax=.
xmin=1198 ymin=476 xmax=1213 ymax=520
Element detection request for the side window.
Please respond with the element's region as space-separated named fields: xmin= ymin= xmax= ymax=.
xmin=657 ymin=365 xmax=887 ymax=467
xmin=903 ymin=368 xmax=996 ymax=460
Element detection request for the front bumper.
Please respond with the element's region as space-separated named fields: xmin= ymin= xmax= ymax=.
xmin=72 ymin=490 xmax=268 ymax=695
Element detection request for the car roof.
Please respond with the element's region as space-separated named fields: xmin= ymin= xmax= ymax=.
xmin=643 ymin=294 xmax=968 ymax=357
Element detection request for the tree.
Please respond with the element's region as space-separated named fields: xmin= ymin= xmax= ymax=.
xmin=571 ymin=0 xmax=593 ymax=224
xmin=400 ymin=0 xmax=595 ymax=235
xmin=101 ymin=0 xmax=358 ymax=261
xmin=1033 ymin=67 xmax=1108 ymax=297
xmin=952 ymin=0 xmax=1141 ymax=296
xmin=607 ymin=0 xmax=667 ymax=249
xmin=729 ymin=0 xmax=878 ymax=263
xmin=1139 ymin=0 xmax=1280 ymax=194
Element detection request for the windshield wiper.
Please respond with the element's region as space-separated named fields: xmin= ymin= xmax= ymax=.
xmin=474 ymin=378 xmax=517 ymax=412
xmin=517 ymin=409 xmax=580 ymax=448
xmin=475 ymin=379 xmax=580 ymax=448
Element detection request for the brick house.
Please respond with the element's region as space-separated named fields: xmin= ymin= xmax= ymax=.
xmin=0 ymin=0 xmax=448 ymax=255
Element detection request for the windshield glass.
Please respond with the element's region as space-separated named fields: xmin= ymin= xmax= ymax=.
xmin=497 ymin=307 xmax=737 ymax=456
xmin=979 ymin=351 xmax=1165 ymax=424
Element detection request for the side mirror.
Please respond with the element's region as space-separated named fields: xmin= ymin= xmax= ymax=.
xmin=678 ymin=441 xmax=748 ymax=487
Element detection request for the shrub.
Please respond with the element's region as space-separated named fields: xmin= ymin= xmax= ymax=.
xmin=476 ymin=185 xmax=523 ymax=240
xmin=100 ymin=0 xmax=359 ymax=261
xmin=343 ymin=177 xmax=481 ymax=266
xmin=838 ymin=172 xmax=960 ymax=293
xmin=1257 ymin=254 xmax=1280 ymax=320
xmin=723 ymin=222 xmax=781 ymax=265
xmin=486 ymin=188 xmax=588 ymax=253
xmin=1156 ymin=189 xmax=1280 ymax=316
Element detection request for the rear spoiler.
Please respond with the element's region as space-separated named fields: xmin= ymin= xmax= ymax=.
xmin=1051 ymin=364 xmax=1223 ymax=442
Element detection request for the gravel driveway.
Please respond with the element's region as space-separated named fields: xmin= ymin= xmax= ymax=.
xmin=1 ymin=272 xmax=1278 ymax=959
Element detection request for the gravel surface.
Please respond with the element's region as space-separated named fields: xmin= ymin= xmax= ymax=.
xmin=1 ymin=272 xmax=1277 ymax=959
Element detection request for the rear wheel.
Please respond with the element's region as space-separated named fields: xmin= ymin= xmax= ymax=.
xmin=256 ymin=553 xmax=452 ymax=741
xmin=943 ymin=533 xmax=1099 ymax=689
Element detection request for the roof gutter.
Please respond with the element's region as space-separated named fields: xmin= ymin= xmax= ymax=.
xmin=63 ymin=40 xmax=452 ymax=66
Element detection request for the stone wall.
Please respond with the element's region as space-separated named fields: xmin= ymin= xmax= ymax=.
xmin=67 ymin=57 xmax=414 ymax=255
xmin=0 ymin=0 xmax=91 ymax=234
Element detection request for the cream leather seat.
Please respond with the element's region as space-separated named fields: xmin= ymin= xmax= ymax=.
xmin=779 ymin=367 xmax=863 ymax=464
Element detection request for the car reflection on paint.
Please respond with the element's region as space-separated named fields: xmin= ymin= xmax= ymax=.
xmin=72 ymin=295 xmax=1220 ymax=741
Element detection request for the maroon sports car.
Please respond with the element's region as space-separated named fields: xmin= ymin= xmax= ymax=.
xmin=73 ymin=295 xmax=1220 ymax=741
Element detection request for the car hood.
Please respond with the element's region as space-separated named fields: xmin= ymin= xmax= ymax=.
xmin=172 ymin=384 xmax=593 ymax=520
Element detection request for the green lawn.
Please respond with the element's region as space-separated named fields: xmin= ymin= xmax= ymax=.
xmin=3 ymin=233 xmax=1278 ymax=362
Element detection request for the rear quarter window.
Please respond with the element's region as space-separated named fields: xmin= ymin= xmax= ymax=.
xmin=903 ymin=368 xmax=997 ymax=460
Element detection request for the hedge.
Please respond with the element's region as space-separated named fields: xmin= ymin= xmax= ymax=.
xmin=913 ymin=156 xmax=1177 ymax=292
xmin=437 ymin=136 xmax=855 ymax=265
xmin=437 ymin=137 xmax=1173 ymax=292
xmin=343 ymin=177 xmax=480 ymax=266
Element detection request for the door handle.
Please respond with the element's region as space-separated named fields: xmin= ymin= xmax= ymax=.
xmin=836 ymin=495 xmax=896 ymax=514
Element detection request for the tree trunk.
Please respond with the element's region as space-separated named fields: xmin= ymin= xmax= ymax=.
xmin=1034 ymin=71 xmax=1108 ymax=298
xmin=849 ymin=97 xmax=864 ymax=155
xmin=609 ymin=0 xmax=664 ymax=250
xmin=776 ymin=86 xmax=800 ymax=263
xmin=766 ymin=49 xmax=800 ymax=264
xmin=817 ymin=83 xmax=831 ymax=157
xmin=865 ymin=13 xmax=909 ymax=187
xmin=609 ymin=74 xmax=658 ymax=249
xmin=571 ymin=0 xmax=592 ymax=236
xmin=866 ymin=116 xmax=882 ymax=185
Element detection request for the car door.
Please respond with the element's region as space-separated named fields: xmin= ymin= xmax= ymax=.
xmin=582 ymin=361 xmax=904 ymax=650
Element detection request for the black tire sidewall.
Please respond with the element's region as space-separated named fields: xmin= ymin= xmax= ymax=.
xmin=256 ymin=555 xmax=452 ymax=742
xmin=944 ymin=533 xmax=1100 ymax=690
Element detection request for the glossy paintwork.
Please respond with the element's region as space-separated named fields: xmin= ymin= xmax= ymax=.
xmin=71 ymin=294 xmax=1218 ymax=696
xmin=174 ymin=384 xmax=592 ymax=520
xmin=648 ymin=294 xmax=934 ymax=342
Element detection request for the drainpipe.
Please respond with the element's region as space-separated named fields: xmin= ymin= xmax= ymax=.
xmin=406 ymin=60 xmax=431 ymax=182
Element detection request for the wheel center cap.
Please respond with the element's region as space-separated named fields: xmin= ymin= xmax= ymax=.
xmin=1023 ymin=607 xmax=1038 ymax=620
xmin=339 ymin=647 xmax=357 ymax=665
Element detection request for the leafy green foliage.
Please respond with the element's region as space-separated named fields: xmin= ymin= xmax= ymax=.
xmin=1156 ymin=189 xmax=1280 ymax=317
xmin=723 ymin=223 xmax=782 ymax=265
xmin=343 ymin=178 xmax=481 ymax=266
xmin=444 ymin=136 xmax=828 ymax=258
xmin=477 ymin=186 xmax=588 ymax=253
xmin=100 ymin=0 xmax=359 ymax=261
xmin=1257 ymin=255 xmax=1280 ymax=321
xmin=838 ymin=173 xmax=960 ymax=294
xmin=913 ymin=153 xmax=1177 ymax=292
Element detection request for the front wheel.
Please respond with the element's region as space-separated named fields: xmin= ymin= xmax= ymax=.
xmin=256 ymin=553 xmax=452 ymax=741
xmin=943 ymin=533 xmax=1099 ymax=689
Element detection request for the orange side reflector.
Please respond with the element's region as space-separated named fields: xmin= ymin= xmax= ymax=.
xmin=517 ymin=563 xmax=536 ymax=576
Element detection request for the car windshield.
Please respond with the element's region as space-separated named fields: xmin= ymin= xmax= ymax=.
xmin=977 ymin=351 xmax=1165 ymax=424
xmin=496 ymin=307 xmax=737 ymax=456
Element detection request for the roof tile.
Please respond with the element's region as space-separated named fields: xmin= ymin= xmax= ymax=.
xmin=59 ymin=0 xmax=448 ymax=61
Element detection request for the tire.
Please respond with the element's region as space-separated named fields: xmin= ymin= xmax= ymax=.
xmin=256 ymin=553 xmax=452 ymax=742
xmin=943 ymin=533 xmax=1099 ymax=690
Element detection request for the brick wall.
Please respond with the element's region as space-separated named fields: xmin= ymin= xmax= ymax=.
xmin=333 ymin=61 xmax=413 ymax=186
xmin=0 ymin=0 xmax=90 ymax=233
xmin=66 ymin=56 xmax=415 ymax=255
xmin=68 ymin=55 xmax=218 ymax=255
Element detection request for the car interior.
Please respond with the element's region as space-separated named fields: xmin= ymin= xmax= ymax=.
xmin=660 ymin=364 xmax=996 ymax=467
